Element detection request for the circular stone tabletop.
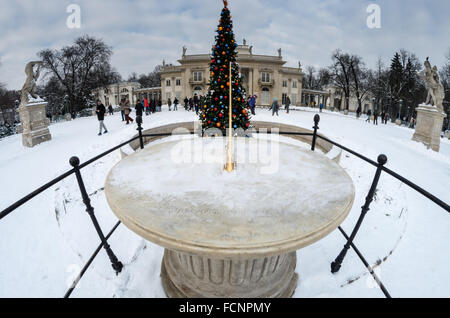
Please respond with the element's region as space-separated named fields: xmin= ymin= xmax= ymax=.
xmin=105 ymin=137 xmax=355 ymax=259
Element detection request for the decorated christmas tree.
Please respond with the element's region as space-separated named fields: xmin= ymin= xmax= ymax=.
xmin=200 ymin=0 xmax=250 ymax=133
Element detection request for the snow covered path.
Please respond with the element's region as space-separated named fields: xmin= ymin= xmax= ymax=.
xmin=0 ymin=107 xmax=449 ymax=298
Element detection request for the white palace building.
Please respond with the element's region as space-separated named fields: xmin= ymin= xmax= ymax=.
xmin=95 ymin=41 xmax=373 ymax=112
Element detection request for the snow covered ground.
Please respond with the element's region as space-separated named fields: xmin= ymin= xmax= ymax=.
xmin=0 ymin=106 xmax=449 ymax=298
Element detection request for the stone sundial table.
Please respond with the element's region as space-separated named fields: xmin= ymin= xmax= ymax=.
xmin=105 ymin=137 xmax=355 ymax=298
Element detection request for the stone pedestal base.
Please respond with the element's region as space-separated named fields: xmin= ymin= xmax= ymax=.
xmin=412 ymin=104 xmax=446 ymax=152
xmin=18 ymin=101 xmax=52 ymax=148
xmin=396 ymin=119 xmax=402 ymax=126
xmin=161 ymin=249 xmax=298 ymax=298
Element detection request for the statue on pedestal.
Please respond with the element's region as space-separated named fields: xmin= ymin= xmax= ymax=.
xmin=18 ymin=61 xmax=52 ymax=147
xmin=412 ymin=57 xmax=447 ymax=152
xmin=419 ymin=57 xmax=445 ymax=113
xmin=21 ymin=61 xmax=43 ymax=105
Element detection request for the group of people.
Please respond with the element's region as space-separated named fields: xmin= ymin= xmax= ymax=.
xmin=183 ymin=94 xmax=203 ymax=115
xmin=364 ymin=109 xmax=388 ymax=125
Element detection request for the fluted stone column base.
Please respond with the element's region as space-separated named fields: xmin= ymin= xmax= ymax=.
xmin=161 ymin=249 xmax=298 ymax=298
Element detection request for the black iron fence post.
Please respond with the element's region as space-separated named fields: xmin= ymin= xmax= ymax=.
xmin=311 ymin=114 xmax=320 ymax=151
xmin=69 ymin=156 xmax=123 ymax=275
xmin=136 ymin=116 xmax=144 ymax=150
xmin=331 ymin=154 xmax=388 ymax=274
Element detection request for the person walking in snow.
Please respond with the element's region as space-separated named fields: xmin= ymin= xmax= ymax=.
xmin=174 ymin=97 xmax=179 ymax=111
xmin=124 ymin=99 xmax=134 ymax=124
xmin=157 ymin=100 xmax=162 ymax=112
xmin=249 ymin=95 xmax=256 ymax=115
xmin=135 ymin=99 xmax=144 ymax=118
xmin=184 ymin=97 xmax=189 ymax=110
xmin=366 ymin=109 xmax=372 ymax=123
xmin=285 ymin=96 xmax=291 ymax=114
xmin=119 ymin=99 xmax=126 ymax=121
xmin=194 ymin=94 xmax=200 ymax=115
xmin=108 ymin=104 xmax=114 ymax=115
xmin=188 ymin=97 xmax=194 ymax=111
xmin=96 ymin=100 xmax=108 ymax=136
xmin=167 ymin=98 xmax=172 ymax=111
xmin=271 ymin=98 xmax=279 ymax=116
xmin=373 ymin=109 xmax=379 ymax=125
xmin=144 ymin=97 xmax=150 ymax=115
xmin=384 ymin=113 xmax=390 ymax=124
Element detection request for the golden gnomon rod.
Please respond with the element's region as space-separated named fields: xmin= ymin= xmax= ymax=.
xmin=225 ymin=61 xmax=235 ymax=172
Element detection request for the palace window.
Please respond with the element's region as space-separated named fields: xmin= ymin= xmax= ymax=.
xmin=176 ymin=79 xmax=181 ymax=86
xmin=282 ymin=80 xmax=288 ymax=88
xmin=293 ymin=81 xmax=298 ymax=88
xmin=261 ymin=72 xmax=270 ymax=83
xmin=166 ymin=80 xmax=171 ymax=87
xmin=193 ymin=72 xmax=203 ymax=82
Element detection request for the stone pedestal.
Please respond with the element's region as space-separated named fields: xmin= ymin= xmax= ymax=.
xmin=396 ymin=119 xmax=402 ymax=126
xmin=412 ymin=104 xmax=446 ymax=152
xmin=18 ymin=101 xmax=52 ymax=148
xmin=161 ymin=250 xmax=298 ymax=298
xmin=105 ymin=137 xmax=355 ymax=299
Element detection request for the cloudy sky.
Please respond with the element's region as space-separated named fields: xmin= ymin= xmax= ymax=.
xmin=0 ymin=0 xmax=449 ymax=90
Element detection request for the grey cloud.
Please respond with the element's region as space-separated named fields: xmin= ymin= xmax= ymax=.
xmin=0 ymin=0 xmax=449 ymax=89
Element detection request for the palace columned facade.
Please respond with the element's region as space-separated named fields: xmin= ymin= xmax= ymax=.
xmin=160 ymin=42 xmax=304 ymax=106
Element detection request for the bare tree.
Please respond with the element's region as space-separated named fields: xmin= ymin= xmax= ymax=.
xmin=38 ymin=35 xmax=121 ymax=113
xmin=330 ymin=50 xmax=353 ymax=110
xmin=128 ymin=65 xmax=162 ymax=88
xmin=349 ymin=54 xmax=369 ymax=111
xmin=303 ymin=66 xmax=330 ymax=90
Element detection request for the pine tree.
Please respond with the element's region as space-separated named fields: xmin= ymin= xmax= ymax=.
xmin=389 ymin=52 xmax=404 ymax=98
xmin=200 ymin=1 xmax=250 ymax=133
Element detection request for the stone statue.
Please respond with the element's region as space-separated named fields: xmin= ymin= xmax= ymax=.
xmin=21 ymin=61 xmax=43 ymax=105
xmin=278 ymin=48 xmax=282 ymax=58
xmin=243 ymin=38 xmax=247 ymax=46
xmin=249 ymin=46 xmax=253 ymax=55
xmin=419 ymin=57 xmax=445 ymax=113
xmin=298 ymin=61 xmax=302 ymax=69
xmin=18 ymin=61 xmax=52 ymax=147
xmin=182 ymin=46 xmax=187 ymax=57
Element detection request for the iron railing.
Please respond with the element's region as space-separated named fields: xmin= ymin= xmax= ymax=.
xmin=0 ymin=115 xmax=448 ymax=299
